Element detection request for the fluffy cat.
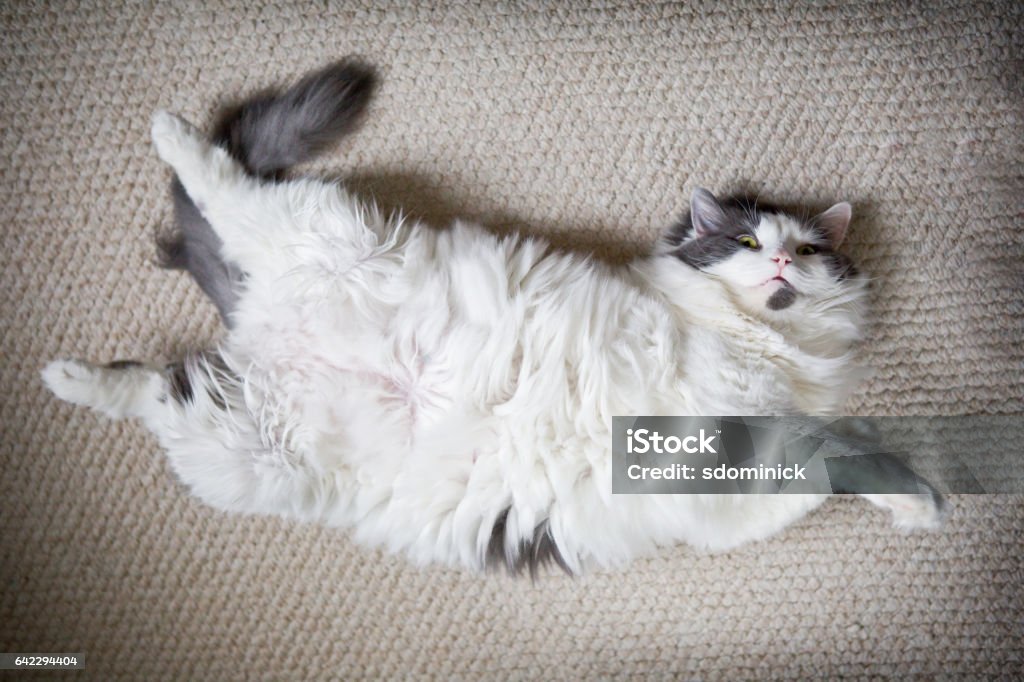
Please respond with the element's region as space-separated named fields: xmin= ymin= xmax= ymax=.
xmin=42 ymin=61 xmax=944 ymax=575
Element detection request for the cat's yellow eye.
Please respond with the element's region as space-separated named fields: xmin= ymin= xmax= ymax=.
xmin=737 ymin=235 xmax=759 ymax=249
xmin=796 ymin=245 xmax=817 ymax=256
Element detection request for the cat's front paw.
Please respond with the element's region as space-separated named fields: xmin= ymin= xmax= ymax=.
xmin=887 ymin=492 xmax=948 ymax=531
xmin=41 ymin=359 xmax=101 ymax=407
xmin=151 ymin=110 xmax=201 ymax=164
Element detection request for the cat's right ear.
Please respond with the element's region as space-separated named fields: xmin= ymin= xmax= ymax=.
xmin=690 ymin=188 xmax=729 ymax=237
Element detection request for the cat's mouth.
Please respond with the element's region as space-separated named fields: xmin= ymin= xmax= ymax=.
xmin=763 ymin=277 xmax=798 ymax=310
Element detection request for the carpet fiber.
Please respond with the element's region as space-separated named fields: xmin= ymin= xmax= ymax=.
xmin=2 ymin=1 xmax=1022 ymax=678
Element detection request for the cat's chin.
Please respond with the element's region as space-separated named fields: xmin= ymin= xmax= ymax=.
xmin=733 ymin=279 xmax=798 ymax=314
xmin=766 ymin=283 xmax=797 ymax=310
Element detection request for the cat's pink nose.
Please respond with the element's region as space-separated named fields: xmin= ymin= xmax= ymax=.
xmin=772 ymin=251 xmax=792 ymax=265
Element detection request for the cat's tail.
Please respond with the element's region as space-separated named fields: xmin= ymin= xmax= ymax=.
xmin=156 ymin=59 xmax=377 ymax=324
xmin=207 ymin=59 xmax=377 ymax=179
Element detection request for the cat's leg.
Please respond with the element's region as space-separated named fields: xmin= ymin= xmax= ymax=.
xmin=42 ymin=359 xmax=170 ymax=421
xmin=150 ymin=111 xmax=281 ymax=273
xmin=858 ymin=493 xmax=947 ymax=530
xmin=42 ymin=357 xmax=207 ymax=432
xmin=42 ymin=356 xmax=324 ymax=520
xmin=152 ymin=111 xmax=388 ymax=285
xmin=151 ymin=111 xmax=315 ymax=277
xmin=824 ymin=451 xmax=947 ymax=529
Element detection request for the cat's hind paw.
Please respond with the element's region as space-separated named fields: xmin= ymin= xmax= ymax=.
xmin=42 ymin=359 xmax=161 ymax=419
xmin=151 ymin=110 xmax=202 ymax=166
xmin=42 ymin=359 xmax=104 ymax=408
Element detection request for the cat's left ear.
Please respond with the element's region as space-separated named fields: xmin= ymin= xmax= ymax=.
xmin=690 ymin=187 xmax=730 ymax=237
xmin=813 ymin=202 xmax=852 ymax=247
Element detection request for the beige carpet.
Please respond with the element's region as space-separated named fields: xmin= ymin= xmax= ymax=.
xmin=2 ymin=1 xmax=1023 ymax=678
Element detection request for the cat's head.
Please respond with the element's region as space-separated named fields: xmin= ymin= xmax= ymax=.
xmin=665 ymin=188 xmax=864 ymax=315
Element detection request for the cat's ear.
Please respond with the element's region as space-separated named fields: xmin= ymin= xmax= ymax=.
xmin=813 ymin=202 xmax=852 ymax=247
xmin=690 ymin=188 xmax=729 ymax=237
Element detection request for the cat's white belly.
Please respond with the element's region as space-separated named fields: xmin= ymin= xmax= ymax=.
xmin=209 ymin=220 xmax=859 ymax=570
xmin=227 ymin=284 xmax=825 ymax=569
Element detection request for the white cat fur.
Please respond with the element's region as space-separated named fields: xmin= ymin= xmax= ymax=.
xmin=42 ymin=112 xmax=943 ymax=574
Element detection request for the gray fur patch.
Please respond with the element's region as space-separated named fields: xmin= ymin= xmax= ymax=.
xmin=105 ymin=359 xmax=142 ymax=369
xmin=157 ymin=178 xmax=244 ymax=325
xmin=164 ymin=354 xmax=233 ymax=409
xmin=165 ymin=360 xmax=194 ymax=403
xmin=667 ymin=197 xmax=778 ymax=270
xmin=766 ymin=282 xmax=797 ymax=310
xmin=485 ymin=509 xmax=573 ymax=578
xmin=826 ymin=450 xmax=949 ymax=506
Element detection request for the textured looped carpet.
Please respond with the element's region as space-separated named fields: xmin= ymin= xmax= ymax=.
xmin=2 ymin=1 xmax=1022 ymax=678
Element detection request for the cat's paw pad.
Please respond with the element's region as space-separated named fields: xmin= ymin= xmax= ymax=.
xmin=889 ymin=492 xmax=948 ymax=531
xmin=42 ymin=359 xmax=101 ymax=406
xmin=151 ymin=110 xmax=200 ymax=162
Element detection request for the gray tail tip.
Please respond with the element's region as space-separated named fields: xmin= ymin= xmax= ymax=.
xmin=307 ymin=56 xmax=379 ymax=111
xmin=324 ymin=57 xmax=377 ymax=88
xmin=210 ymin=56 xmax=379 ymax=176
xmin=154 ymin=228 xmax=187 ymax=270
